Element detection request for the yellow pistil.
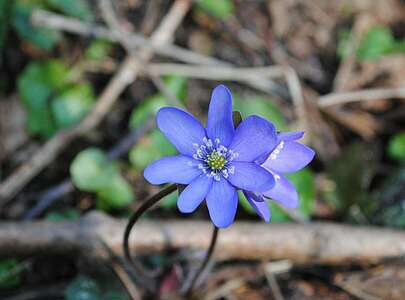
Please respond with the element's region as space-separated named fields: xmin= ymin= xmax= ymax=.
xmin=207 ymin=151 xmax=227 ymax=170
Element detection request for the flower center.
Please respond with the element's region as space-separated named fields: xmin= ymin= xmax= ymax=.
xmin=206 ymin=151 xmax=227 ymax=170
xmin=191 ymin=137 xmax=238 ymax=181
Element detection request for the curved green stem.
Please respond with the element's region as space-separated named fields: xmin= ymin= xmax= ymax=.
xmin=183 ymin=225 xmax=219 ymax=296
xmin=123 ymin=184 xmax=177 ymax=292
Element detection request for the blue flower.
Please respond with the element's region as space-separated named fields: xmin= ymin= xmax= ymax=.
xmin=144 ymin=85 xmax=278 ymax=228
xmin=243 ymin=131 xmax=315 ymax=222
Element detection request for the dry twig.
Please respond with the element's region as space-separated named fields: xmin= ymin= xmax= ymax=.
xmin=1 ymin=212 xmax=405 ymax=265
xmin=318 ymin=86 xmax=405 ymax=107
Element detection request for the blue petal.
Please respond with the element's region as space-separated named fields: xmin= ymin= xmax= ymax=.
xmin=157 ymin=107 xmax=206 ymax=156
xmin=206 ymin=179 xmax=237 ymax=228
xmin=263 ymin=172 xmax=298 ymax=208
xmin=177 ymin=175 xmax=213 ymax=213
xmin=206 ymin=85 xmax=235 ymax=147
xmin=227 ymin=162 xmax=275 ymax=192
xmin=244 ymin=191 xmax=270 ymax=222
xmin=262 ymin=141 xmax=315 ymax=173
xmin=144 ymin=155 xmax=201 ymax=184
xmin=277 ymin=131 xmax=304 ymax=142
xmin=229 ymin=116 xmax=277 ymax=162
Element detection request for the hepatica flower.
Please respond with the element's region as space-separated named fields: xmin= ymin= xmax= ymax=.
xmin=244 ymin=131 xmax=315 ymax=222
xmin=144 ymin=85 xmax=314 ymax=227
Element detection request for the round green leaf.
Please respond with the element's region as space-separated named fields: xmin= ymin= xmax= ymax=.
xmin=233 ymin=95 xmax=287 ymax=131
xmin=85 ymin=39 xmax=113 ymax=61
xmin=47 ymin=0 xmax=94 ymax=22
xmin=65 ymin=275 xmax=101 ymax=300
xmin=388 ymin=132 xmax=405 ymax=163
xmin=52 ymin=83 xmax=95 ymax=128
xmin=102 ymin=291 xmax=129 ymax=300
xmin=96 ymin=175 xmax=134 ymax=211
xmin=0 ymin=259 xmax=21 ymax=289
xmin=129 ymin=130 xmax=176 ymax=170
xmin=195 ymin=0 xmax=235 ymax=19
xmin=129 ymin=76 xmax=187 ymax=128
xmin=70 ymin=148 xmax=116 ymax=192
xmin=12 ymin=2 xmax=60 ymax=50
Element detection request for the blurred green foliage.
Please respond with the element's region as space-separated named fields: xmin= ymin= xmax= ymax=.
xmin=12 ymin=1 xmax=61 ymax=50
xmin=375 ymin=169 xmax=405 ymax=228
xmin=0 ymin=259 xmax=21 ymax=289
xmin=0 ymin=0 xmax=94 ymax=51
xmin=388 ymin=132 xmax=405 ymax=163
xmin=70 ymin=148 xmax=134 ymax=211
xmin=47 ymin=0 xmax=93 ymax=22
xmin=65 ymin=275 xmax=101 ymax=300
xmin=129 ymin=76 xmax=187 ymax=129
xmin=18 ymin=60 xmax=95 ymax=137
xmin=324 ymin=143 xmax=378 ymax=221
xmin=0 ymin=0 xmax=12 ymax=53
xmin=233 ymin=94 xmax=288 ymax=131
xmin=85 ymin=39 xmax=113 ymax=61
xmin=338 ymin=26 xmax=405 ymax=61
xmin=65 ymin=275 xmax=129 ymax=300
xmin=129 ymin=129 xmax=177 ymax=170
xmin=46 ymin=208 xmax=80 ymax=221
xmin=195 ymin=0 xmax=235 ymax=20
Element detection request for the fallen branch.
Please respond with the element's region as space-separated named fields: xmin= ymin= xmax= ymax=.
xmin=1 ymin=212 xmax=405 ymax=265
xmin=0 ymin=0 xmax=191 ymax=204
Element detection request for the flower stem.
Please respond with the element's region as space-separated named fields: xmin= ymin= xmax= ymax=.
xmin=183 ymin=225 xmax=219 ymax=296
xmin=123 ymin=183 xmax=177 ymax=292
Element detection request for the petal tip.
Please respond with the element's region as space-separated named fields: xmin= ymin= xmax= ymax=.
xmin=143 ymin=165 xmax=158 ymax=184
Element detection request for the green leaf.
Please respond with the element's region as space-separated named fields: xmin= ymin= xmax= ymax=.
xmin=287 ymin=169 xmax=315 ymax=218
xmin=12 ymin=1 xmax=60 ymax=50
xmin=379 ymin=204 xmax=405 ymax=228
xmin=129 ymin=76 xmax=187 ymax=128
xmin=129 ymin=129 xmax=177 ymax=170
xmin=130 ymin=95 xmax=167 ymax=129
xmin=0 ymin=0 xmax=12 ymax=52
xmin=233 ymin=95 xmax=287 ymax=131
xmin=324 ymin=143 xmax=378 ymax=220
xmin=357 ymin=26 xmax=396 ymax=61
xmin=85 ymin=39 xmax=113 ymax=61
xmin=70 ymin=148 xmax=116 ymax=192
xmin=46 ymin=208 xmax=80 ymax=221
xmin=17 ymin=61 xmax=56 ymax=136
xmin=0 ymin=259 xmax=21 ymax=289
xmin=51 ymin=83 xmax=95 ymax=128
xmin=102 ymin=291 xmax=129 ymax=300
xmin=18 ymin=59 xmax=87 ymax=135
xmin=160 ymin=192 xmax=179 ymax=209
xmin=96 ymin=174 xmax=134 ymax=211
xmin=337 ymin=29 xmax=354 ymax=60
xmin=65 ymin=275 xmax=101 ymax=300
xmin=164 ymin=75 xmax=187 ymax=101
xmin=375 ymin=169 xmax=405 ymax=228
xmin=47 ymin=0 xmax=93 ymax=21
xmin=388 ymin=132 xmax=405 ymax=163
xmin=195 ymin=0 xmax=235 ymax=20
xmin=41 ymin=59 xmax=70 ymax=90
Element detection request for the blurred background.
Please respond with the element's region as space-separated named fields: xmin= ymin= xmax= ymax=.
xmin=0 ymin=0 xmax=404 ymax=299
